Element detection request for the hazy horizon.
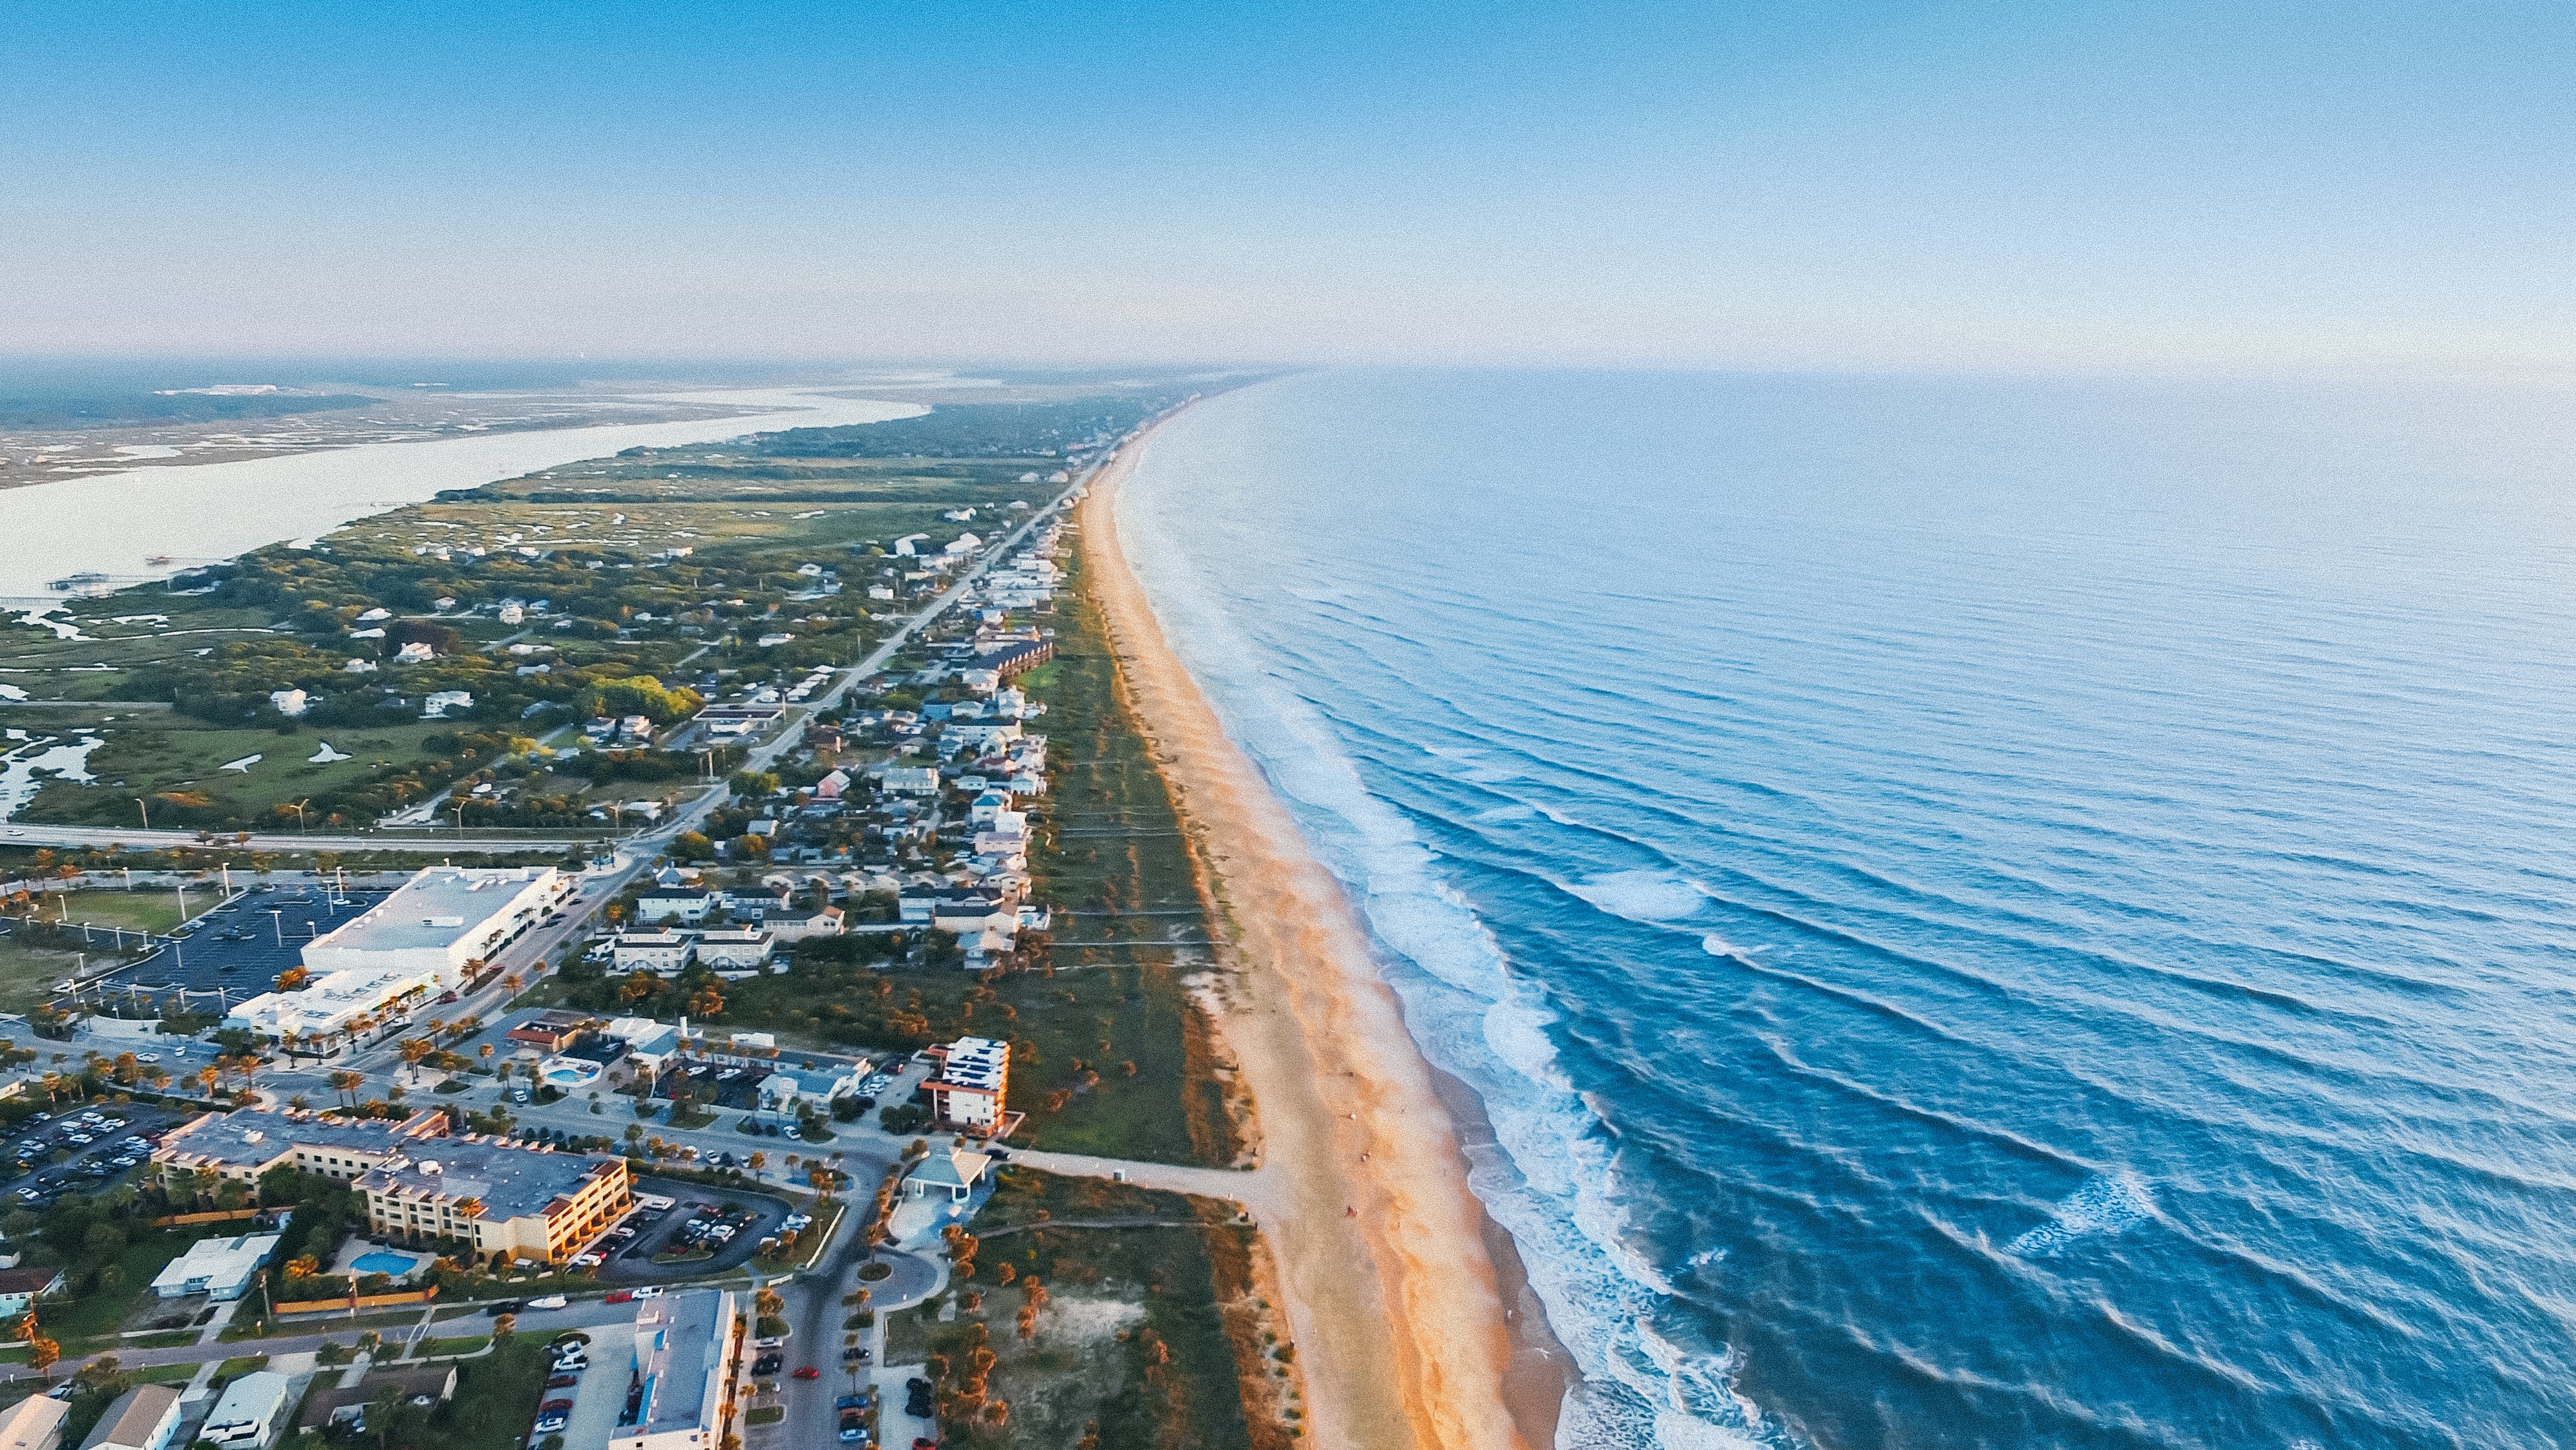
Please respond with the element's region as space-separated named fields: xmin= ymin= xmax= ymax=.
xmin=9 ymin=1 xmax=2576 ymax=374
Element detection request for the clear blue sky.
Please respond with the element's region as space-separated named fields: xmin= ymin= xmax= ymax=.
xmin=6 ymin=0 xmax=2573 ymax=371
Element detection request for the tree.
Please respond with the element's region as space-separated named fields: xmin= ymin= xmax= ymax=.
xmin=368 ymin=1382 xmax=422 ymax=1450
xmin=754 ymin=1285 xmax=784 ymax=1319
xmin=491 ymin=1312 xmax=516 ymax=1346
xmin=27 ymin=1338 xmax=58 ymax=1381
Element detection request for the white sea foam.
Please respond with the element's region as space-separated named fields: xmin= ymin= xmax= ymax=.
xmin=2006 ymin=1172 xmax=2155 ymax=1257
xmin=1121 ymin=423 xmax=1774 ymax=1450
xmin=1574 ymin=870 xmax=1712 ymax=922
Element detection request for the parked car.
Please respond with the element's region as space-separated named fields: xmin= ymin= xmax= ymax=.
xmin=751 ymin=1354 xmax=783 ymax=1376
xmin=545 ymin=1376 xmax=578 ymax=1390
xmin=791 ymin=1367 xmax=820 ymax=1380
xmin=602 ymin=1290 xmax=634 ymax=1305
xmin=540 ymin=1400 xmax=575 ymax=1413
xmin=528 ymin=1294 xmax=569 ymax=1310
xmin=533 ymin=1416 xmax=568 ymax=1434
xmin=836 ymin=1395 xmax=870 ymax=1411
xmin=630 ymin=1287 xmax=662 ymax=1299
xmin=839 ymin=1412 xmax=867 ymax=1442
xmin=488 ymin=1301 xmax=527 ymax=1316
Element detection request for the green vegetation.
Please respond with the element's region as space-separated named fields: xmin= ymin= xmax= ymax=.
xmin=920 ymin=1169 xmax=1280 ymax=1450
xmin=309 ymin=1337 xmax=550 ymax=1450
xmin=3 ymin=391 xmax=1196 ymax=832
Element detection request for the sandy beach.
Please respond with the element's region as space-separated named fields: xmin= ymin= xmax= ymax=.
xmin=1078 ymin=422 xmax=1537 ymax=1450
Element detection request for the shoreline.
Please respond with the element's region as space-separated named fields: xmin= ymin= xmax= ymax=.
xmin=1077 ymin=419 xmax=1548 ymax=1449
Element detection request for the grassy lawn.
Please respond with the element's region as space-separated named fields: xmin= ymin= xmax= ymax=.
xmin=0 ymin=934 xmax=95 ymax=1013
xmin=21 ymin=719 xmax=458 ymax=829
xmin=25 ymin=891 xmax=184 ymax=935
xmin=399 ymin=1338 xmax=549 ymax=1450
xmin=30 ymin=1228 xmax=202 ymax=1343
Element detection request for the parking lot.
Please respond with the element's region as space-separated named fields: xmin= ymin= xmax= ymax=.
xmin=587 ymin=1175 xmax=799 ymax=1284
xmin=97 ymin=885 xmax=396 ymax=1017
xmin=6 ymin=1102 xmax=187 ymax=1209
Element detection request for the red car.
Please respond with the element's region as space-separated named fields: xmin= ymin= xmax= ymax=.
xmin=791 ymin=1367 xmax=821 ymax=1380
xmin=603 ymin=1290 xmax=634 ymax=1304
xmin=540 ymin=1401 xmax=575 ymax=1413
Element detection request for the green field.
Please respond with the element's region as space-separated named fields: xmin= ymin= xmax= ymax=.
xmin=19 ymin=718 xmax=462 ymax=830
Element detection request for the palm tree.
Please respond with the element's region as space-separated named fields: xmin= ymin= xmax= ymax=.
xmin=329 ymin=1070 xmax=364 ymax=1109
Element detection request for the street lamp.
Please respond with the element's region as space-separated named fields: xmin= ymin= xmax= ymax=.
xmin=135 ymin=797 xmax=150 ymax=830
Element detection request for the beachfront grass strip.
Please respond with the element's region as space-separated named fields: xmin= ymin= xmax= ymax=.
xmin=924 ymin=1170 xmax=1271 ymax=1450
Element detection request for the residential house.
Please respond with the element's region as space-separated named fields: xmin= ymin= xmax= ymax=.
xmin=762 ymin=905 xmax=842 ymax=942
xmin=0 ymin=1394 xmax=66 ymax=1450
xmin=613 ymin=932 xmax=693 ymax=976
xmin=696 ymin=929 xmax=774 ymax=976
xmin=149 ymin=1232 xmax=279 ymax=1301
xmin=633 ymin=887 xmax=713 ymax=925
xmin=73 ymin=1385 xmax=179 ymax=1450
xmin=0 ymin=1266 xmax=63 ymax=1319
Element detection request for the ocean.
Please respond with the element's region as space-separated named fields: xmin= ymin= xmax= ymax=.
xmin=1115 ymin=370 xmax=2576 ymax=1449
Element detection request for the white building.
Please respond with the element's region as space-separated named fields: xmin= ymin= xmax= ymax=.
xmin=609 ymin=1289 xmax=743 ymax=1450
xmin=225 ymin=868 xmax=568 ymax=1049
xmin=696 ymin=929 xmax=774 ymax=976
xmin=267 ymin=689 xmax=308 ymax=718
xmin=200 ymin=1372 xmax=292 ymax=1450
xmin=875 ymin=766 xmax=941 ymax=796
xmin=929 ymin=1036 xmax=1009 ymax=1133
xmin=613 ymin=932 xmax=693 ymax=975
xmin=396 ymin=642 xmax=434 ymax=664
xmin=149 ymin=1232 xmax=279 ymax=1301
xmin=756 ymin=1064 xmax=865 ymax=1122
xmin=421 ymin=690 xmax=473 ymax=719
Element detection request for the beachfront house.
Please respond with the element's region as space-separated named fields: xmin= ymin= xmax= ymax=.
xmin=613 ymin=932 xmax=693 ymax=976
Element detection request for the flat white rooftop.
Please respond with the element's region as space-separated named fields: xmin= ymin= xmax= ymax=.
xmin=308 ymin=867 xmax=556 ymax=956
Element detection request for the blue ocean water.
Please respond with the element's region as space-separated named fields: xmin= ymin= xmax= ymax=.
xmin=1115 ymin=370 xmax=2576 ymax=1450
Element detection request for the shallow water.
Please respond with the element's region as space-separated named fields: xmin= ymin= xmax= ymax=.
xmin=1119 ymin=370 xmax=2576 ymax=1449
xmin=0 ymin=389 xmax=922 ymax=600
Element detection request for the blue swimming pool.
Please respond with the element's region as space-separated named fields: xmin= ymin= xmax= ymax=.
xmin=351 ymin=1251 xmax=417 ymax=1276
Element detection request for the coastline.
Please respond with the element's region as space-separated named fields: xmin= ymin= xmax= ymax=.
xmin=1077 ymin=419 xmax=1544 ymax=1450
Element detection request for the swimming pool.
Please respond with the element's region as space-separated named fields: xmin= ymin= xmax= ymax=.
xmin=350 ymin=1251 xmax=419 ymax=1277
